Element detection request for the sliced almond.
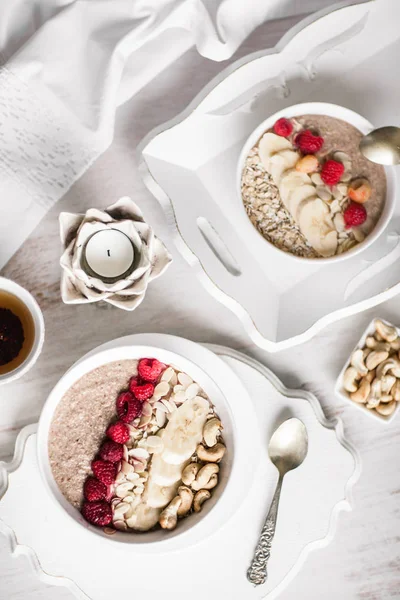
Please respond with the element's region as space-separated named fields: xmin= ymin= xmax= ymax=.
xmin=154 ymin=381 xmax=170 ymax=399
xmin=128 ymin=447 xmax=149 ymax=460
xmin=141 ymin=401 xmax=152 ymax=417
xmin=161 ymin=399 xmax=176 ymax=412
xmin=185 ymin=383 xmax=200 ymax=400
xmin=177 ymin=372 xmax=193 ymax=388
xmin=316 ymin=185 xmax=332 ymax=202
xmin=156 ymin=408 xmax=166 ymax=428
xmin=116 ymin=482 xmax=134 ymax=498
xmin=311 ymin=173 xmax=323 ymax=186
xmin=171 ymin=390 xmax=187 ymax=404
xmin=121 ymin=460 xmax=135 ymax=475
xmin=161 ymin=367 xmax=175 ymax=382
xmin=139 ymin=413 xmax=152 ymax=429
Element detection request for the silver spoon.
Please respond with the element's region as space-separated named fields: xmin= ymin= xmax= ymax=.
xmin=247 ymin=418 xmax=308 ymax=586
xmin=359 ymin=126 xmax=400 ymax=165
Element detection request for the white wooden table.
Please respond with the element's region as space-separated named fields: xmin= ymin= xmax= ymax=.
xmin=0 ymin=11 xmax=399 ymax=600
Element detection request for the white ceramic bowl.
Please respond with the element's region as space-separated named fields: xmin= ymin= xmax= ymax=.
xmin=335 ymin=317 xmax=400 ymax=424
xmin=0 ymin=277 xmax=45 ymax=385
xmin=236 ymin=102 xmax=396 ymax=264
xmin=37 ymin=337 xmax=259 ymax=551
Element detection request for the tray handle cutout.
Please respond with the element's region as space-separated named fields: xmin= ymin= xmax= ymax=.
xmin=196 ymin=217 xmax=241 ymax=276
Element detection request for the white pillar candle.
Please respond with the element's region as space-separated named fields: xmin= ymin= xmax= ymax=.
xmin=84 ymin=229 xmax=135 ymax=280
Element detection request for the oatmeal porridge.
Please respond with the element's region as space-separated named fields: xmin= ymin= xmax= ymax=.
xmin=241 ymin=114 xmax=387 ymax=258
xmin=49 ymin=357 xmax=225 ymax=533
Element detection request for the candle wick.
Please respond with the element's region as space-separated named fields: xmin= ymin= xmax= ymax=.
xmin=107 ymin=249 xmax=111 ymax=257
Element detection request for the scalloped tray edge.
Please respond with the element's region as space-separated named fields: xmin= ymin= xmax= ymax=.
xmin=137 ymin=0 xmax=398 ymax=353
xmin=0 ymin=344 xmax=361 ymax=600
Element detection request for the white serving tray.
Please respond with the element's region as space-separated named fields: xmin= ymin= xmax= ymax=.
xmin=0 ymin=335 xmax=360 ymax=600
xmin=139 ymin=0 xmax=400 ymax=351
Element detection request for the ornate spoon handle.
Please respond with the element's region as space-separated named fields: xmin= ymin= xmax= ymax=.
xmin=247 ymin=474 xmax=283 ymax=586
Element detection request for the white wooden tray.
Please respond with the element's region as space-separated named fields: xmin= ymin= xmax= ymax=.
xmin=0 ymin=336 xmax=360 ymax=600
xmin=139 ymin=0 xmax=400 ymax=351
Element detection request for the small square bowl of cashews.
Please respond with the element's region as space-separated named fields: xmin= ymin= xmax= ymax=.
xmin=335 ymin=318 xmax=400 ymax=423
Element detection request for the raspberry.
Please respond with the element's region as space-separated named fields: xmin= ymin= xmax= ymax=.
xmin=99 ymin=440 xmax=123 ymax=463
xmin=138 ymin=358 xmax=166 ymax=382
xmin=116 ymin=391 xmax=142 ymax=422
xmin=83 ymin=477 xmax=107 ymax=502
xmin=130 ymin=382 xmax=154 ymax=400
xmin=273 ymin=117 xmax=293 ymax=137
xmin=343 ymin=202 xmax=367 ymax=228
xmin=91 ymin=459 xmax=117 ymax=485
xmin=295 ymin=129 xmax=324 ymax=154
xmin=106 ymin=421 xmax=130 ymax=444
xmin=82 ymin=501 xmax=112 ymax=527
xmin=321 ymin=159 xmax=344 ymax=186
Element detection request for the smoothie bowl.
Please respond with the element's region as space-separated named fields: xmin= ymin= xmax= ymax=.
xmin=237 ymin=103 xmax=395 ymax=263
xmin=37 ymin=343 xmax=255 ymax=548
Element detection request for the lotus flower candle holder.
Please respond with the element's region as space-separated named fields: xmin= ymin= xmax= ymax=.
xmin=59 ymin=197 xmax=172 ymax=310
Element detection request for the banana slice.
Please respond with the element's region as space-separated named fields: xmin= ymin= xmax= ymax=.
xmin=161 ymin=396 xmax=209 ymax=465
xmin=268 ymin=150 xmax=299 ymax=186
xmin=150 ymin=455 xmax=187 ymax=486
xmin=258 ymin=132 xmax=292 ymax=169
xmin=129 ymin=503 xmax=160 ymax=532
xmin=288 ymin=185 xmax=317 ymax=222
xmin=145 ymin=480 xmax=179 ymax=509
xmin=298 ymin=198 xmax=338 ymax=257
xmin=279 ymin=170 xmax=311 ymax=208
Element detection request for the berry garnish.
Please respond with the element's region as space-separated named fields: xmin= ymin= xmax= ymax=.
xmin=295 ymin=129 xmax=324 ymax=154
xmin=82 ymin=501 xmax=112 ymax=527
xmin=91 ymin=459 xmax=117 ymax=485
xmin=84 ymin=477 xmax=107 ymax=502
xmin=273 ymin=117 xmax=293 ymax=137
xmin=343 ymin=202 xmax=367 ymax=228
xmin=99 ymin=440 xmax=123 ymax=463
xmin=321 ymin=159 xmax=345 ymax=186
xmin=130 ymin=381 xmax=154 ymax=401
xmin=106 ymin=421 xmax=130 ymax=444
xmin=116 ymin=391 xmax=143 ymax=423
xmin=348 ymin=179 xmax=371 ymax=204
xmin=138 ymin=358 xmax=166 ymax=382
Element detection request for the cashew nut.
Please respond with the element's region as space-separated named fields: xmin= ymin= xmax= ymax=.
xmin=350 ymin=378 xmax=370 ymax=404
xmin=375 ymin=319 xmax=398 ymax=342
xmin=159 ymin=496 xmax=182 ymax=530
xmin=176 ymin=486 xmax=193 ymax=517
xmin=376 ymin=401 xmax=397 ymax=416
xmin=379 ymin=394 xmax=394 ymax=403
xmin=376 ymin=358 xmax=400 ymax=379
xmin=203 ymin=417 xmax=222 ymax=447
xmin=193 ymin=490 xmax=211 ymax=512
xmin=391 ymin=379 xmax=400 ymax=401
xmin=365 ymin=350 xmax=389 ymax=370
xmin=350 ymin=349 xmax=368 ymax=376
xmin=380 ymin=374 xmax=396 ymax=395
xmin=191 ymin=463 xmax=219 ymax=491
xmin=391 ymin=338 xmax=400 ymax=351
xmin=365 ymin=337 xmax=390 ymax=352
xmin=196 ymin=443 xmax=226 ymax=463
xmin=366 ymin=396 xmax=380 ymax=409
xmin=366 ymin=378 xmax=382 ymax=408
xmin=181 ymin=462 xmax=201 ymax=486
xmin=365 ymin=369 xmax=376 ymax=383
xmin=343 ymin=367 xmax=360 ymax=393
